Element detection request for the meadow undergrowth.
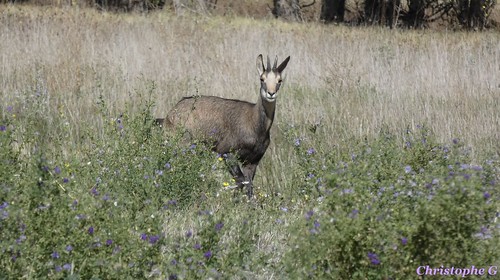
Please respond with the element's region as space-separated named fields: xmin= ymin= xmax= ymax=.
xmin=1 ymin=80 xmax=499 ymax=279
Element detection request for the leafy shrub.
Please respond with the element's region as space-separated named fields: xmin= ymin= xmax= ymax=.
xmin=285 ymin=126 xmax=499 ymax=279
xmin=0 ymin=85 xmax=224 ymax=278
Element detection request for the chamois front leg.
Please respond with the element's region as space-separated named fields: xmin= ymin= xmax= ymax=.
xmin=224 ymin=154 xmax=248 ymax=193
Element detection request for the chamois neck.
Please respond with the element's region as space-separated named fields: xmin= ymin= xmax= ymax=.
xmin=255 ymin=94 xmax=276 ymax=133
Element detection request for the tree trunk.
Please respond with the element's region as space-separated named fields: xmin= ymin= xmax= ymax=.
xmin=457 ymin=0 xmax=486 ymax=29
xmin=320 ymin=0 xmax=346 ymax=23
xmin=406 ymin=0 xmax=426 ymax=28
xmin=364 ymin=0 xmax=400 ymax=27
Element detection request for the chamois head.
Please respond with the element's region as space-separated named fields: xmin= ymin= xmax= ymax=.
xmin=256 ymin=54 xmax=290 ymax=103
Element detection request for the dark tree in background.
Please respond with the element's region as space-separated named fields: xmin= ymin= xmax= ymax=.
xmin=405 ymin=0 xmax=426 ymax=27
xmin=2 ymin=0 xmax=497 ymax=30
xmin=320 ymin=0 xmax=346 ymax=23
xmin=364 ymin=0 xmax=401 ymax=27
xmin=456 ymin=0 xmax=493 ymax=29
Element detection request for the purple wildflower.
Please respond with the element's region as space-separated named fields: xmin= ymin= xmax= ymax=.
xmin=54 ymin=166 xmax=61 ymax=174
xmin=55 ymin=265 xmax=62 ymax=272
xmin=149 ymin=235 xmax=160 ymax=245
xmin=51 ymin=251 xmax=60 ymax=259
xmin=313 ymin=220 xmax=320 ymax=228
xmin=0 ymin=202 xmax=8 ymax=210
xmin=305 ymin=210 xmax=314 ymax=220
xmin=471 ymin=165 xmax=483 ymax=171
xmin=168 ymin=200 xmax=177 ymax=206
xmin=204 ymin=251 xmax=212 ymax=259
xmin=88 ymin=226 xmax=94 ymax=235
xmin=215 ymin=223 xmax=224 ymax=232
xmin=106 ymin=239 xmax=113 ymax=246
xmin=102 ymin=194 xmax=110 ymax=201
xmin=75 ymin=214 xmax=86 ymax=220
xmin=193 ymin=243 xmax=201 ymax=250
xmin=0 ymin=125 xmax=6 ymax=132
xmin=342 ymin=188 xmax=353 ymax=194
xmin=401 ymin=237 xmax=408 ymax=246
xmin=185 ymin=230 xmax=193 ymax=238
xmin=484 ymin=192 xmax=491 ymax=200
xmin=63 ymin=178 xmax=69 ymax=183
xmin=350 ymin=209 xmax=359 ymax=218
xmin=62 ymin=263 xmax=72 ymax=271
xmin=294 ymin=138 xmax=301 ymax=146
xmin=368 ymin=252 xmax=380 ymax=265
xmin=0 ymin=210 xmax=9 ymax=220
xmin=140 ymin=233 xmax=148 ymax=241
xmin=15 ymin=235 xmax=26 ymax=244
xmin=165 ymin=162 xmax=171 ymax=169
xmin=307 ymin=148 xmax=316 ymax=155
xmin=452 ymin=138 xmax=459 ymax=144
xmin=404 ymin=165 xmax=412 ymax=174
xmin=65 ymin=245 xmax=73 ymax=252
xmin=169 ymin=274 xmax=178 ymax=280
xmin=90 ymin=187 xmax=99 ymax=196
xmin=309 ymin=228 xmax=318 ymax=234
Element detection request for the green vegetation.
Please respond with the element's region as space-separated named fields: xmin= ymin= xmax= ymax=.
xmin=1 ymin=6 xmax=499 ymax=279
xmin=1 ymin=82 xmax=498 ymax=279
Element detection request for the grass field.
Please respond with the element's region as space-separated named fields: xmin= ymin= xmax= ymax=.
xmin=1 ymin=5 xmax=499 ymax=279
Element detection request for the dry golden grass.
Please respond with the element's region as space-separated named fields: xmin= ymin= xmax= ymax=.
xmin=1 ymin=5 xmax=499 ymax=162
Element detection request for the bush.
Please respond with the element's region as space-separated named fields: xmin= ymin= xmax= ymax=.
xmin=0 ymin=84 xmax=225 ymax=278
xmin=285 ymin=126 xmax=499 ymax=278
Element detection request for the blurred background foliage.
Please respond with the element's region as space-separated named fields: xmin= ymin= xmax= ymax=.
xmin=1 ymin=0 xmax=498 ymax=30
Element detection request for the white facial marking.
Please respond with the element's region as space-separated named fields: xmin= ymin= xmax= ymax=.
xmin=261 ymin=71 xmax=281 ymax=102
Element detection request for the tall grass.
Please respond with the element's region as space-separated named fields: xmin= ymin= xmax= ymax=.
xmin=1 ymin=6 xmax=499 ymax=158
xmin=1 ymin=5 xmax=499 ymax=279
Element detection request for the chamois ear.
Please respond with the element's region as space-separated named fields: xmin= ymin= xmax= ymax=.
xmin=256 ymin=54 xmax=265 ymax=76
xmin=276 ymin=56 xmax=290 ymax=73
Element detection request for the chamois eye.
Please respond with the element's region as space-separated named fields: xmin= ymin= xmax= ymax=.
xmin=260 ymin=77 xmax=265 ymax=82
xmin=278 ymin=79 xmax=282 ymax=84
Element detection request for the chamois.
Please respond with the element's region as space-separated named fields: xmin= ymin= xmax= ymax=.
xmin=157 ymin=54 xmax=290 ymax=198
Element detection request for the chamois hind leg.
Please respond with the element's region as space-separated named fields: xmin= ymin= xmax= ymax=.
xmin=241 ymin=163 xmax=258 ymax=198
